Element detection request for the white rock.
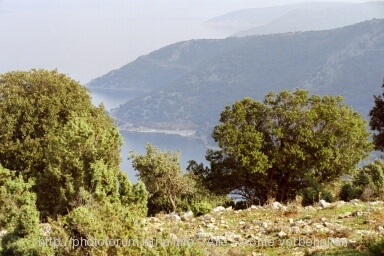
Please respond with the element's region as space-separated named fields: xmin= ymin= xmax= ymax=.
xmin=181 ymin=211 xmax=194 ymax=221
xmin=319 ymin=199 xmax=331 ymax=208
xmin=278 ymin=231 xmax=287 ymax=237
xmin=166 ymin=213 xmax=181 ymax=221
xmin=271 ymin=201 xmax=283 ymax=209
xmin=0 ymin=230 xmax=7 ymax=238
xmin=212 ymin=206 xmax=225 ymax=212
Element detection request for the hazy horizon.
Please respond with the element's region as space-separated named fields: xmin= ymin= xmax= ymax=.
xmin=0 ymin=0 xmax=377 ymax=84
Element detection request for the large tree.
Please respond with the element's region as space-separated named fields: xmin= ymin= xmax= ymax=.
xmin=369 ymin=79 xmax=384 ymax=152
xmin=194 ymin=89 xmax=372 ymax=204
xmin=0 ymin=69 xmax=144 ymax=219
xmin=130 ymin=143 xmax=194 ymax=213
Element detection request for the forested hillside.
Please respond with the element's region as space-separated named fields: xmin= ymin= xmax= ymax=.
xmin=88 ymin=19 xmax=384 ymax=132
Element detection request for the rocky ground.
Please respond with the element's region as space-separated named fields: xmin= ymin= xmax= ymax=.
xmin=143 ymin=199 xmax=384 ymax=255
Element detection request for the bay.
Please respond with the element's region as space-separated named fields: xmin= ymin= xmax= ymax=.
xmin=120 ymin=131 xmax=208 ymax=183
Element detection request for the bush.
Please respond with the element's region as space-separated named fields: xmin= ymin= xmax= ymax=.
xmin=299 ymin=176 xmax=336 ymax=205
xmin=367 ymin=238 xmax=384 ymax=255
xmin=0 ymin=166 xmax=53 ymax=255
xmin=49 ymin=200 xmax=147 ymax=255
xmin=0 ymin=69 xmax=126 ymax=220
xmin=338 ymin=160 xmax=384 ymax=201
xmin=339 ymin=182 xmax=362 ymax=201
xmin=190 ymin=201 xmax=213 ymax=216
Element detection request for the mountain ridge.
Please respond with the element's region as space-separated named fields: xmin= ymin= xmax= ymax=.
xmin=89 ymin=19 xmax=384 ymax=135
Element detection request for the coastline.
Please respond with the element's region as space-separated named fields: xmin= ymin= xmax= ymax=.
xmin=118 ymin=127 xmax=196 ymax=137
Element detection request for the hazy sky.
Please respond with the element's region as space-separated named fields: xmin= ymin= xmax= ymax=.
xmin=0 ymin=0 xmax=374 ymax=83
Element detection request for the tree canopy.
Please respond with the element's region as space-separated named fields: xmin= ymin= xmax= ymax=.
xmin=130 ymin=143 xmax=194 ymax=213
xmin=0 ymin=69 xmax=141 ymax=219
xmin=192 ymin=89 xmax=372 ymax=204
xmin=369 ymin=79 xmax=384 ymax=152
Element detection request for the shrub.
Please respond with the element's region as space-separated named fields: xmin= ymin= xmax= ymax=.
xmin=338 ymin=160 xmax=384 ymax=201
xmin=339 ymin=182 xmax=362 ymax=201
xmin=190 ymin=201 xmax=213 ymax=216
xmin=0 ymin=165 xmax=53 ymax=255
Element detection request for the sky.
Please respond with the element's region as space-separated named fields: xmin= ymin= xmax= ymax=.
xmin=0 ymin=0 xmax=374 ymax=84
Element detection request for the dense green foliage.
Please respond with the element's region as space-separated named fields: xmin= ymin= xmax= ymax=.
xmin=0 ymin=165 xmax=52 ymax=255
xmin=130 ymin=143 xmax=195 ymax=213
xmin=0 ymin=69 xmax=128 ymax=219
xmin=0 ymin=69 xmax=149 ymax=255
xmin=192 ymin=89 xmax=372 ymax=205
xmin=339 ymin=160 xmax=384 ymax=201
xmin=369 ymin=79 xmax=384 ymax=152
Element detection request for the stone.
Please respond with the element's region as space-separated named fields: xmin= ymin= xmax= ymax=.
xmin=271 ymin=201 xmax=283 ymax=210
xmin=208 ymin=236 xmax=227 ymax=243
xmin=181 ymin=211 xmax=194 ymax=221
xmin=166 ymin=213 xmax=181 ymax=221
xmin=206 ymin=223 xmax=218 ymax=230
xmin=212 ymin=206 xmax=225 ymax=212
xmin=319 ymin=199 xmax=331 ymax=208
xmin=0 ymin=230 xmax=7 ymax=238
xmin=338 ymin=212 xmax=352 ymax=219
xmin=278 ymin=231 xmax=287 ymax=237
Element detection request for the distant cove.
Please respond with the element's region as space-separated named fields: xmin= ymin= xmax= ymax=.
xmin=120 ymin=131 xmax=208 ymax=183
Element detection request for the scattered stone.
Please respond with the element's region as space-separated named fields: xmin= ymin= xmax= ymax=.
xmin=304 ymin=206 xmax=315 ymax=211
xmin=208 ymin=236 xmax=227 ymax=243
xmin=206 ymin=223 xmax=218 ymax=230
xmin=319 ymin=199 xmax=331 ymax=208
xmin=40 ymin=223 xmax=52 ymax=236
xmin=181 ymin=211 xmax=194 ymax=221
xmin=271 ymin=201 xmax=283 ymax=210
xmin=212 ymin=206 xmax=225 ymax=212
xmin=334 ymin=201 xmax=346 ymax=207
xmin=166 ymin=212 xmax=181 ymax=221
xmin=369 ymin=201 xmax=384 ymax=206
xmin=195 ymin=228 xmax=212 ymax=239
xmin=0 ymin=230 xmax=7 ymax=238
xmin=338 ymin=212 xmax=352 ymax=219
xmin=376 ymin=225 xmax=384 ymax=234
xmin=278 ymin=231 xmax=287 ymax=237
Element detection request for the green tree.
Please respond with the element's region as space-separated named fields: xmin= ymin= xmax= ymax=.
xmin=369 ymin=79 xmax=384 ymax=152
xmin=196 ymin=89 xmax=372 ymax=204
xmin=130 ymin=143 xmax=194 ymax=213
xmin=0 ymin=69 xmax=141 ymax=219
xmin=0 ymin=165 xmax=53 ymax=255
xmin=339 ymin=160 xmax=384 ymax=201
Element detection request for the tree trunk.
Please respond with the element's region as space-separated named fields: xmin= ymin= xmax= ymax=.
xmin=168 ymin=194 xmax=176 ymax=212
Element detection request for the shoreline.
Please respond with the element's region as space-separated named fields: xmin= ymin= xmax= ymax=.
xmin=118 ymin=127 xmax=196 ymax=137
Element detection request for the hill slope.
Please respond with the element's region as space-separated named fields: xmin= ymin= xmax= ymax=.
xmin=97 ymin=20 xmax=384 ymax=133
xmin=204 ymin=2 xmax=356 ymax=33
xmin=233 ymin=2 xmax=384 ymax=37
